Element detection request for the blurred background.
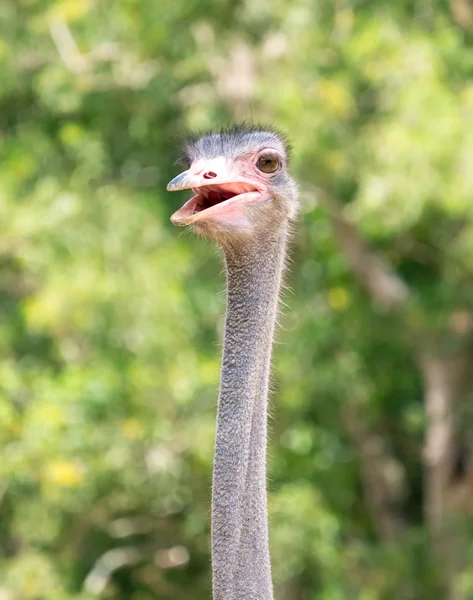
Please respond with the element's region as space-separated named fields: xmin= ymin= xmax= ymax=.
xmin=2 ymin=0 xmax=473 ymax=598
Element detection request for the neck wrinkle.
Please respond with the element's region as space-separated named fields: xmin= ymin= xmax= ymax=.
xmin=211 ymin=226 xmax=288 ymax=600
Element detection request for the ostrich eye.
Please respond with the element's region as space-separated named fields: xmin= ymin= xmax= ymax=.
xmin=256 ymin=156 xmax=280 ymax=174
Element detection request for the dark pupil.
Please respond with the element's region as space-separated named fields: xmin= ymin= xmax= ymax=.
xmin=258 ymin=157 xmax=279 ymax=173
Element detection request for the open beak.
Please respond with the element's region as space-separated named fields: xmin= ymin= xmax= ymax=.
xmin=167 ymin=161 xmax=266 ymax=227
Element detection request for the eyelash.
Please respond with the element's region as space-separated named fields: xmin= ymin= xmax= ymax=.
xmin=258 ymin=154 xmax=279 ymax=162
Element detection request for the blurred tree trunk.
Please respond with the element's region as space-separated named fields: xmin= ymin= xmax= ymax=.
xmin=319 ymin=192 xmax=473 ymax=599
xmin=342 ymin=400 xmax=406 ymax=542
xmin=421 ymin=347 xmax=473 ymax=600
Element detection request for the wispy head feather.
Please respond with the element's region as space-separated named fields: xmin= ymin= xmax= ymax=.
xmin=177 ymin=122 xmax=292 ymax=167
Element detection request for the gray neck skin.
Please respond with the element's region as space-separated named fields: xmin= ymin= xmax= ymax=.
xmin=211 ymin=224 xmax=288 ymax=600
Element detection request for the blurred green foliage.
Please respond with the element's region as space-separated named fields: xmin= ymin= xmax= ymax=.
xmin=2 ymin=0 xmax=473 ymax=598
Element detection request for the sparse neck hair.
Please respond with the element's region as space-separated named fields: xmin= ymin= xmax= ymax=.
xmin=211 ymin=223 xmax=289 ymax=600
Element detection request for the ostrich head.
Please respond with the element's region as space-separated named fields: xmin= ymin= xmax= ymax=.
xmin=167 ymin=125 xmax=298 ymax=241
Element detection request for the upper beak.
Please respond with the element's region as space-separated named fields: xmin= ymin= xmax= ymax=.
xmin=166 ymin=170 xmax=200 ymax=192
xmin=167 ymin=156 xmax=237 ymax=193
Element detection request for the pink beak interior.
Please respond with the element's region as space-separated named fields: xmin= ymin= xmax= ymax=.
xmin=167 ymin=166 xmax=266 ymax=227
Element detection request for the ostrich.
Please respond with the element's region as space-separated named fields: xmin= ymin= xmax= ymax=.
xmin=167 ymin=125 xmax=298 ymax=600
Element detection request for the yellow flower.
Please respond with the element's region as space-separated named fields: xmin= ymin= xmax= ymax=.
xmin=24 ymin=290 xmax=62 ymax=331
xmin=43 ymin=460 xmax=84 ymax=488
xmin=49 ymin=0 xmax=90 ymax=23
xmin=35 ymin=404 xmax=66 ymax=428
xmin=318 ymin=79 xmax=354 ymax=117
xmin=121 ymin=418 xmax=144 ymax=440
xmin=328 ymin=287 xmax=350 ymax=311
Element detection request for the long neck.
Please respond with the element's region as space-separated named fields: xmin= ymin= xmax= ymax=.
xmin=212 ymin=225 xmax=289 ymax=600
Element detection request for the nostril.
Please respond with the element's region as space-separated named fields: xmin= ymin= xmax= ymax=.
xmin=203 ymin=171 xmax=217 ymax=179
